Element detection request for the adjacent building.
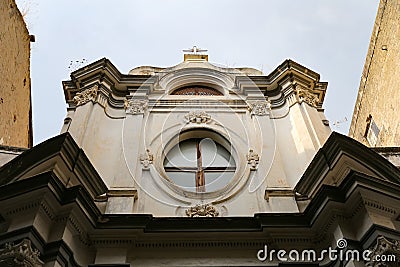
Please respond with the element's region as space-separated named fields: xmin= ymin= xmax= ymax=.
xmin=349 ymin=0 xmax=400 ymax=147
xmin=0 ymin=0 xmax=33 ymax=148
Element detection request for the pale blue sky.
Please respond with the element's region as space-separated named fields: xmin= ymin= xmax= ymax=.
xmin=17 ymin=0 xmax=379 ymax=144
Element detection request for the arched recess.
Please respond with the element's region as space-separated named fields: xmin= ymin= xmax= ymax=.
xmin=158 ymin=67 xmax=235 ymax=95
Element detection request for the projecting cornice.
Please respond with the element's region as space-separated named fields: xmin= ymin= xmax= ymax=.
xmin=235 ymin=59 xmax=327 ymax=108
xmin=62 ymin=58 xmax=327 ymax=111
xmin=1 ymin=131 xmax=400 ymax=266
xmin=0 ymin=133 xmax=107 ymax=198
xmin=295 ymin=132 xmax=400 ymax=199
xmin=0 ymin=133 xmax=399 ymax=232
xmin=63 ymin=58 xmax=157 ymax=107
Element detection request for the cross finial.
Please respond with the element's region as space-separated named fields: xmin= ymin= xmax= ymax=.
xmin=183 ymin=46 xmax=208 ymax=54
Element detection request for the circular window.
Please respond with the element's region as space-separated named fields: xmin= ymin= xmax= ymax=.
xmin=163 ymin=138 xmax=236 ymax=193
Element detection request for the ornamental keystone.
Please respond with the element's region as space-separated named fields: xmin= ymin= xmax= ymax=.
xmin=185 ymin=110 xmax=212 ymax=124
xmin=140 ymin=149 xmax=153 ymax=169
xmin=247 ymin=149 xmax=259 ymax=170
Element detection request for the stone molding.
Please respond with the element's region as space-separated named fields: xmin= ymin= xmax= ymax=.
xmin=186 ymin=204 xmax=219 ymax=217
xmin=264 ymin=189 xmax=294 ymax=202
xmin=124 ymin=99 xmax=148 ymax=115
xmin=363 ymin=199 xmax=397 ymax=215
xmin=247 ymin=100 xmax=270 ymax=116
xmin=0 ymin=239 xmax=43 ymax=267
xmin=5 ymin=200 xmax=40 ymax=216
xmin=246 ymin=149 xmax=259 ymax=170
xmin=73 ymin=85 xmax=98 ymax=106
xmin=107 ymin=189 xmax=138 ymax=199
xmin=185 ymin=110 xmax=212 ymax=124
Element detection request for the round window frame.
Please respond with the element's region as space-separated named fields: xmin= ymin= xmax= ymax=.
xmin=159 ymin=129 xmax=240 ymax=199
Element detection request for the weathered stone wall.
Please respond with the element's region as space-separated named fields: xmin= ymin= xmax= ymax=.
xmin=0 ymin=0 xmax=32 ymax=148
xmin=349 ymin=0 xmax=400 ymax=147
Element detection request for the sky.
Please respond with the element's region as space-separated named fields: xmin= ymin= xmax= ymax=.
xmin=16 ymin=0 xmax=379 ymax=145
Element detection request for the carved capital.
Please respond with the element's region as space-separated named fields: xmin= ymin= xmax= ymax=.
xmin=247 ymin=149 xmax=259 ymax=170
xmin=366 ymin=236 xmax=400 ymax=266
xmin=140 ymin=149 xmax=153 ymax=169
xmin=73 ymin=85 xmax=98 ymax=106
xmin=0 ymin=239 xmax=43 ymax=267
xmin=124 ymin=99 xmax=148 ymax=115
xmin=186 ymin=204 xmax=219 ymax=217
xmin=248 ymin=100 xmax=270 ymax=116
xmin=295 ymin=86 xmax=320 ymax=108
xmin=185 ymin=111 xmax=211 ymax=124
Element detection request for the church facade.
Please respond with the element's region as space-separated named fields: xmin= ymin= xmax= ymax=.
xmin=1 ymin=53 xmax=400 ymax=266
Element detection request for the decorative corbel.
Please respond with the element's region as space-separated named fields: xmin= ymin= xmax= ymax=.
xmin=73 ymin=84 xmax=98 ymax=106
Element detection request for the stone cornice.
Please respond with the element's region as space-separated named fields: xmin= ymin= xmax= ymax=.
xmin=0 ymin=133 xmax=399 ymax=232
xmin=1 ymin=164 xmax=400 ymax=265
xmin=235 ymin=59 xmax=327 ymax=109
xmin=62 ymin=58 xmax=327 ymax=111
xmin=0 ymin=133 xmax=108 ymax=198
xmin=1 ymin=168 xmax=399 ymax=233
xmin=62 ymin=58 xmax=157 ymax=107
xmin=295 ymin=132 xmax=400 ymax=198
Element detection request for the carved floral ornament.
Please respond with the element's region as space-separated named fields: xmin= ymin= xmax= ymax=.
xmin=186 ymin=204 xmax=219 ymax=217
xmin=247 ymin=100 xmax=271 ymax=116
xmin=185 ymin=110 xmax=212 ymax=124
xmin=73 ymin=85 xmax=98 ymax=106
xmin=124 ymin=99 xmax=148 ymax=115
xmin=366 ymin=236 xmax=400 ymax=266
xmin=247 ymin=149 xmax=259 ymax=170
xmin=140 ymin=149 xmax=153 ymax=169
xmin=295 ymin=86 xmax=320 ymax=108
xmin=0 ymin=239 xmax=43 ymax=267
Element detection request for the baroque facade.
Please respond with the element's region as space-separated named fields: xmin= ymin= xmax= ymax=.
xmin=1 ymin=53 xmax=400 ymax=266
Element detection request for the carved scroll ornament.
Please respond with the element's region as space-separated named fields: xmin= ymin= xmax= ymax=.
xmin=366 ymin=236 xmax=400 ymax=266
xmin=248 ymin=100 xmax=270 ymax=116
xmin=186 ymin=204 xmax=219 ymax=217
xmin=0 ymin=239 xmax=43 ymax=267
xmin=296 ymin=86 xmax=320 ymax=108
xmin=124 ymin=99 xmax=148 ymax=115
xmin=73 ymin=85 xmax=98 ymax=106
xmin=185 ymin=111 xmax=212 ymax=124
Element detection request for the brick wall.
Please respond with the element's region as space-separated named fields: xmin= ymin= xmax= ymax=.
xmin=349 ymin=0 xmax=400 ymax=147
xmin=0 ymin=0 xmax=32 ymax=148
